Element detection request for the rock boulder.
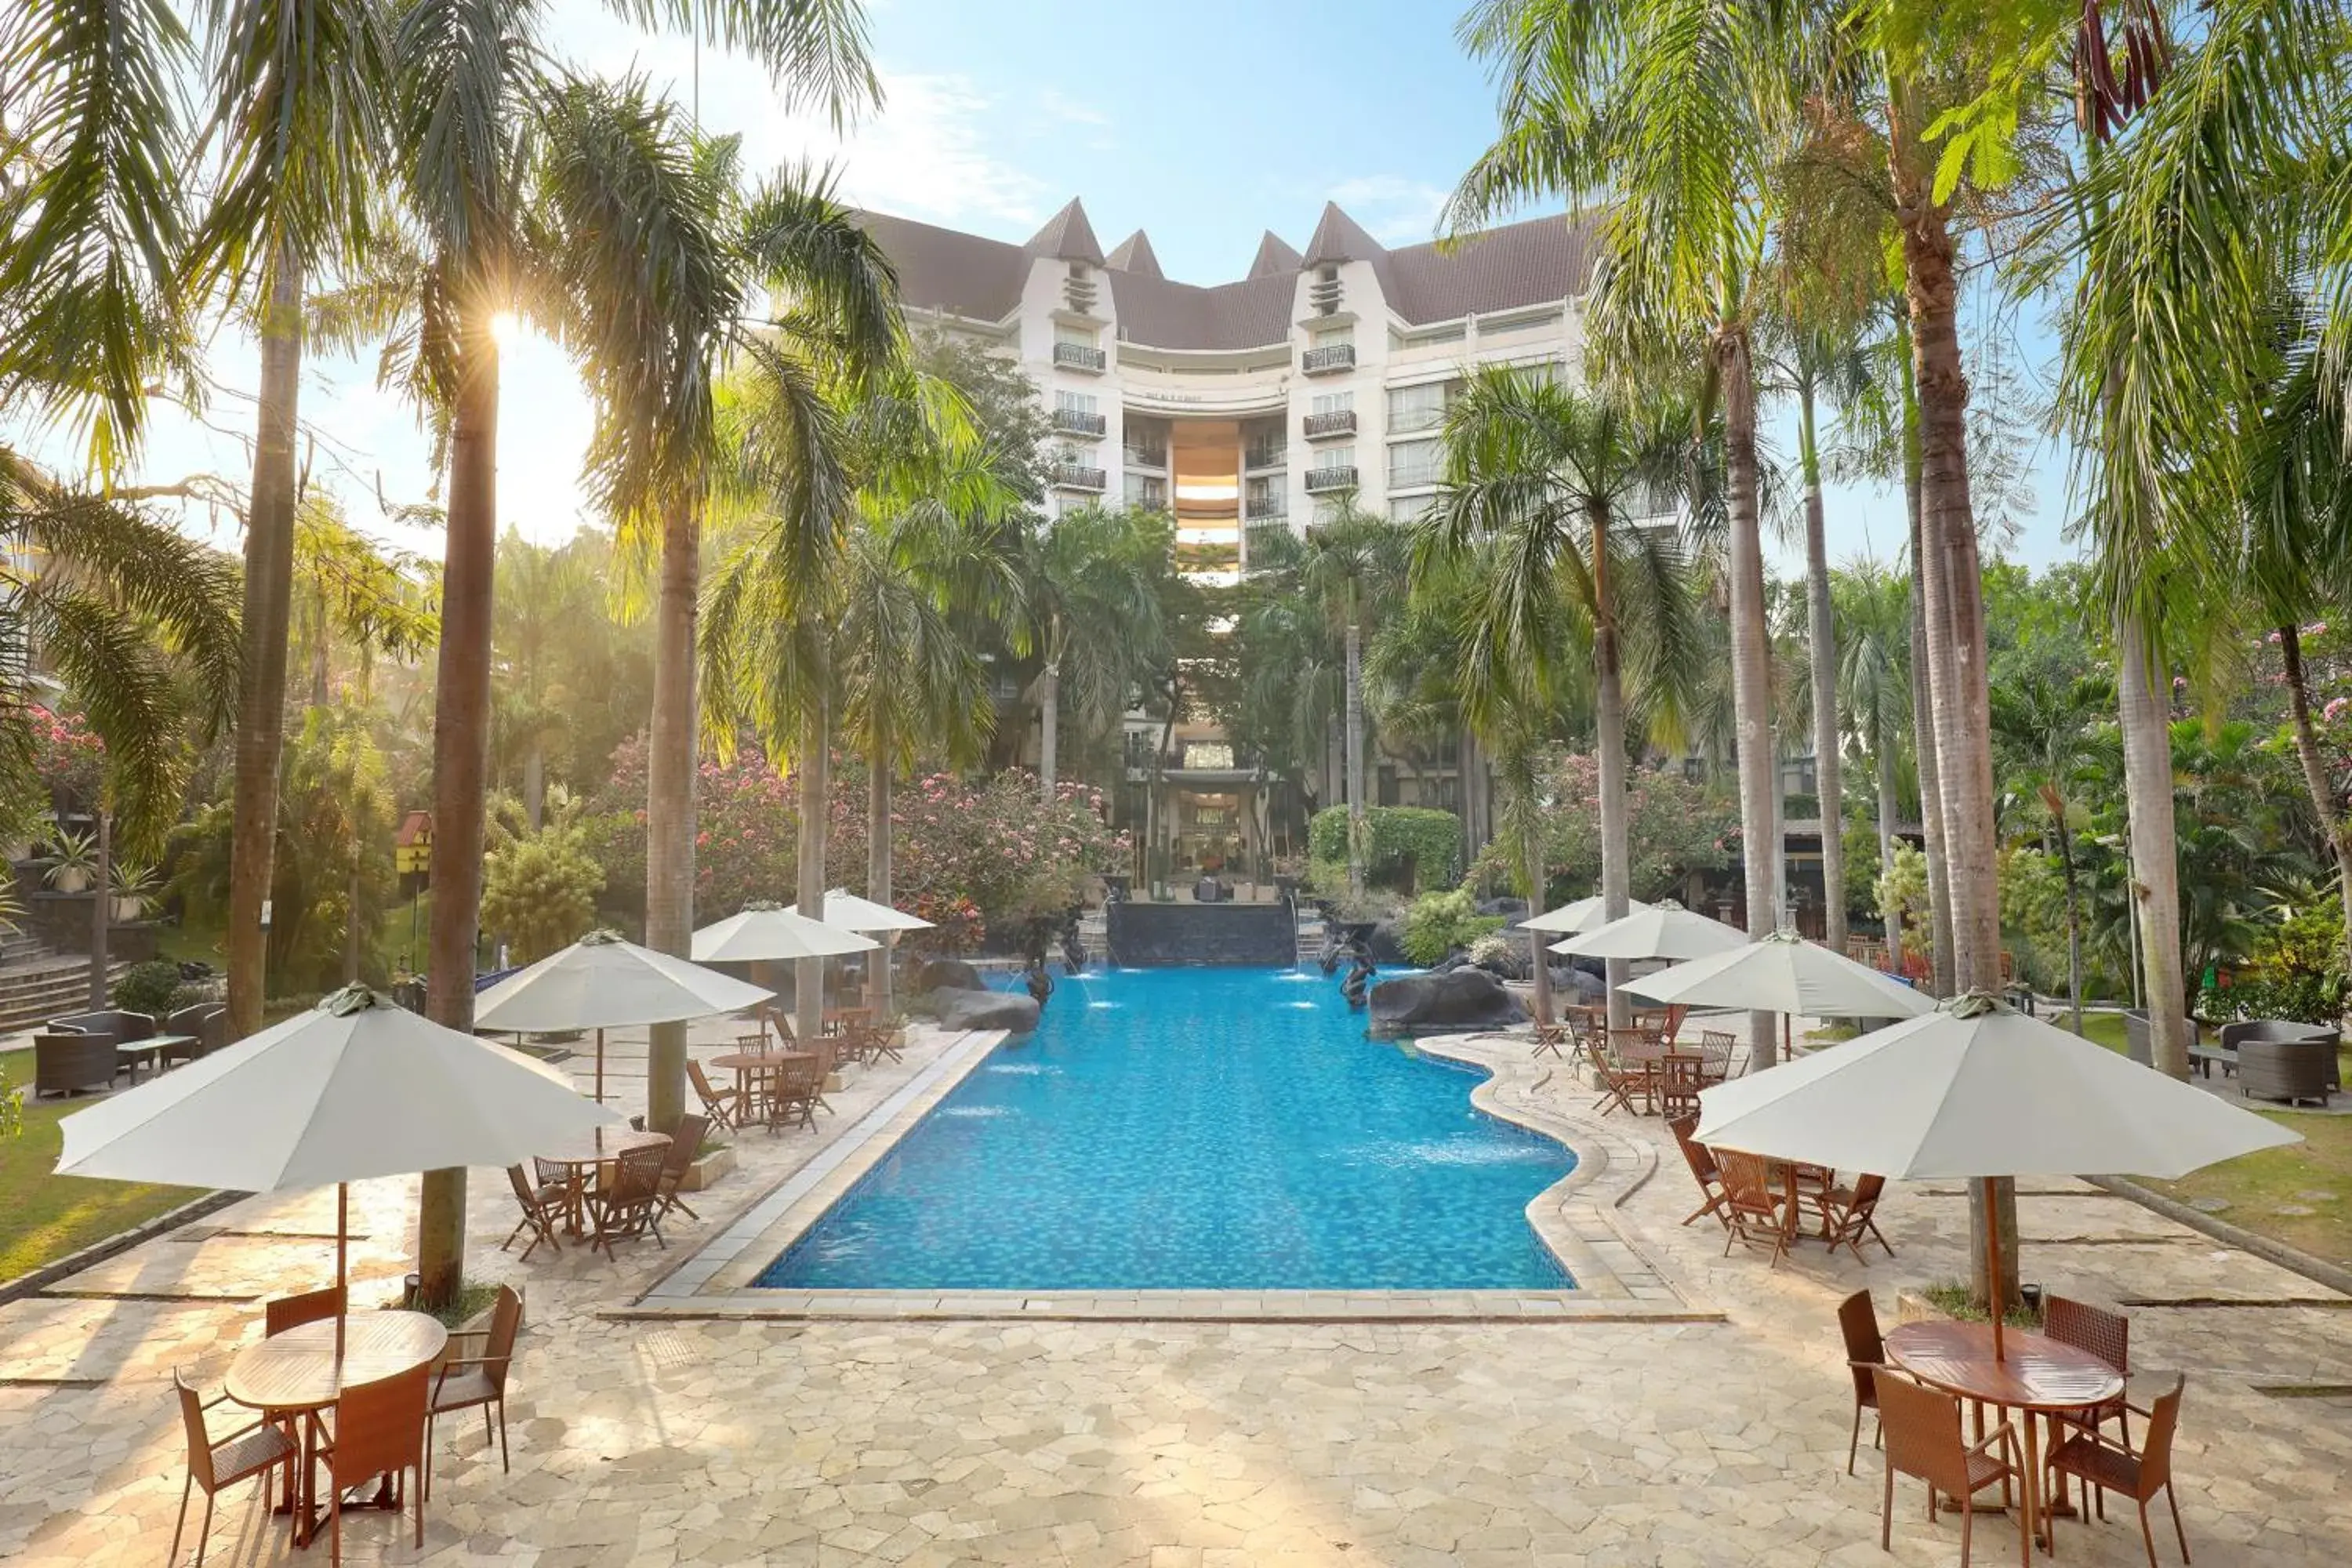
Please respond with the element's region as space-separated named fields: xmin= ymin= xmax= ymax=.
xmin=928 ymin=986 xmax=1040 ymax=1034
xmin=1367 ymin=967 xmax=1527 ymax=1040
xmin=911 ymin=956 xmax=984 ymax=994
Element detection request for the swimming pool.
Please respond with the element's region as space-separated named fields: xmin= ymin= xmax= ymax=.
xmin=756 ymin=966 xmax=1577 ymax=1291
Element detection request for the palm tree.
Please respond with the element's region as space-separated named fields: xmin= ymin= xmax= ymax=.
xmin=1450 ymin=0 xmax=1790 ymax=1065
xmin=490 ymin=530 xmax=600 ymax=829
xmin=1028 ymin=504 xmax=1172 ymax=800
xmin=1831 ymin=557 xmax=1911 ymax=968
xmin=1992 ymin=671 xmax=2111 ymax=1033
xmin=372 ymin=5 xmax=876 ymax=1307
xmin=1298 ymin=496 xmax=1409 ymax=898
xmin=1418 ymin=368 xmax=1703 ymax=1028
xmin=183 ymin=0 xmax=390 ymax=1042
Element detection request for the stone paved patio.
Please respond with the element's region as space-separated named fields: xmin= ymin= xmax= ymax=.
xmin=4 ymin=1011 xmax=2348 ymax=1566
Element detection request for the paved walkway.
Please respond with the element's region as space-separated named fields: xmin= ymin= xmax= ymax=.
xmin=4 ymin=1012 xmax=2349 ymax=1566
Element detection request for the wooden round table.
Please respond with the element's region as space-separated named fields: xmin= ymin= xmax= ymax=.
xmin=708 ymin=1050 xmax=811 ymax=1127
xmin=223 ymin=1310 xmax=448 ymax=1545
xmin=535 ymin=1128 xmax=670 ymax=1235
xmin=1885 ymin=1320 xmax=2125 ymax=1549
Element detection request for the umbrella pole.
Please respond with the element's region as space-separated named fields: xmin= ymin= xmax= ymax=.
xmin=595 ymin=1027 xmax=605 ymax=1105
xmin=336 ymin=1181 xmax=348 ymax=1363
xmin=1981 ymin=1176 xmax=2006 ymax=1363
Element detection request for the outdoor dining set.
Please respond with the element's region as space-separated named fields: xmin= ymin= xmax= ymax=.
xmin=1516 ymin=897 xmax=2300 ymax=1566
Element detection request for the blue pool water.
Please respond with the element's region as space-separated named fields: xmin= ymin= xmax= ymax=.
xmin=757 ymin=966 xmax=1577 ymax=1290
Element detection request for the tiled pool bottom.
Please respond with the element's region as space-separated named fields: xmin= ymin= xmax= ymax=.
xmin=754 ymin=967 xmax=1577 ymax=1292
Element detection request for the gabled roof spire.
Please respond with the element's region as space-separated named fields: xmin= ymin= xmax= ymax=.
xmin=1023 ymin=198 xmax=1104 ymax=264
xmin=1106 ymin=229 xmax=1163 ymax=278
xmin=1301 ymin=202 xmax=1386 ymax=267
xmin=1247 ymin=230 xmax=1303 ymax=278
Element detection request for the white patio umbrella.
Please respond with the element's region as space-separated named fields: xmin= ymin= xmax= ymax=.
xmin=474 ymin=929 xmax=774 ymax=1102
xmin=1550 ymin=902 xmax=1749 ymax=961
xmin=782 ymin=888 xmax=934 ymax=933
xmin=1621 ymin=929 xmax=1931 ymax=1058
xmin=1696 ymin=992 xmax=2300 ymax=1357
xmin=690 ymin=904 xmax=879 ymax=962
xmin=56 ymin=985 xmax=620 ymax=1348
xmin=1523 ymin=895 xmax=1655 ymax=935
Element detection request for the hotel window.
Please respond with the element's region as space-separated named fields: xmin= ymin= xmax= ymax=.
xmin=1055 ymin=323 xmax=1094 ymax=347
xmin=1312 ymin=323 xmax=1353 ymax=349
xmin=1056 ymin=390 xmax=1097 ymax=416
xmin=1388 ymin=379 xmax=1454 ymax=434
xmin=1319 ymin=444 xmax=1356 ymax=470
xmin=1124 ymin=473 xmax=1167 ymax=510
xmin=1246 ymin=477 xmax=1285 ymax=517
xmin=1310 ymin=390 xmax=1353 ymax=416
xmin=1388 ymin=437 xmax=1442 ymax=488
xmin=1389 ymin=493 xmax=1435 ymax=524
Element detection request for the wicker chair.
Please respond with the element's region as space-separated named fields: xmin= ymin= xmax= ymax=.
xmin=501 ymin=1164 xmax=567 ymax=1261
xmin=654 ymin=1113 xmax=710 ymax=1223
xmin=2044 ymin=1294 xmax=2133 ymax=1452
xmin=1665 ymin=1114 xmax=1728 ymax=1229
xmin=1716 ymin=1149 xmax=1794 ymax=1268
xmin=688 ymin=1058 xmax=743 ymax=1131
xmin=1873 ymin=1368 xmax=2027 ymax=1568
xmin=2048 ymin=1374 xmax=2189 ymax=1567
xmin=426 ymin=1284 xmax=522 ymax=1497
xmin=171 ymin=1368 xmax=298 ymax=1568
xmin=1818 ymin=1174 xmax=1895 ymax=1262
xmin=1837 ymin=1289 xmax=1886 ymax=1475
xmin=586 ymin=1145 xmax=669 ymax=1256
xmin=307 ymin=1362 xmax=430 ymax=1566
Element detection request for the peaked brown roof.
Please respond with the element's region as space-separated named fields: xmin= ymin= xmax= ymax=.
xmin=1023 ymin=198 xmax=1104 ymax=264
xmin=1106 ymin=229 xmax=1163 ymax=278
xmin=856 ymin=202 xmax=1597 ymax=346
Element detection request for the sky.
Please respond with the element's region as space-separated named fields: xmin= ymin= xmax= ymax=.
xmin=24 ymin=0 xmax=2076 ymax=576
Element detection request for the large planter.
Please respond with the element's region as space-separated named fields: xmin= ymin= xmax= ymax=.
xmin=49 ymin=866 xmax=90 ymax=894
xmin=679 ymin=1144 xmax=736 ymax=1192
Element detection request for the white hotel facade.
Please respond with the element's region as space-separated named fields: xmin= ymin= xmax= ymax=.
xmin=856 ymin=197 xmax=1601 ymax=880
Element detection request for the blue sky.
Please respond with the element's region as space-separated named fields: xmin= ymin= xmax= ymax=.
xmin=42 ymin=0 xmax=2074 ymax=574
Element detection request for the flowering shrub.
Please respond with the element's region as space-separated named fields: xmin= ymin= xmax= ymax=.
xmin=30 ymin=704 xmax=103 ymax=808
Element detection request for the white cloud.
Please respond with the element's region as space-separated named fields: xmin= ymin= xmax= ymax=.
xmin=1327 ymin=176 xmax=1452 ymax=245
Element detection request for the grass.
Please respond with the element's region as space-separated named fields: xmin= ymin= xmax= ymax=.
xmin=2071 ymin=1010 xmax=2352 ymax=1269
xmin=379 ymin=1279 xmax=500 ymax=1330
xmin=0 ymin=1047 xmax=205 ymax=1283
xmin=1920 ymin=1279 xmax=2044 ymax=1328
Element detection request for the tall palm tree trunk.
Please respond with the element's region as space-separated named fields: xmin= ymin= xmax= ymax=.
xmin=2053 ymin=814 xmax=2083 ymax=1033
xmin=644 ymin=496 xmax=699 ymax=1132
xmin=1038 ymin=620 xmax=1060 ymax=802
xmin=1592 ymin=503 xmax=1632 ymax=1033
xmin=1345 ymin=606 xmax=1367 ymax=900
xmin=795 ymin=678 xmax=830 ymax=1043
xmin=1876 ymin=740 xmax=1902 ymax=974
xmin=1891 ymin=78 xmax=2013 ymax=1308
xmin=2119 ymin=616 xmax=2190 ymax=1076
xmin=1716 ymin=324 xmax=1780 ymax=1069
xmin=867 ymin=717 xmax=894 ymax=1020
xmin=1524 ymin=815 xmax=1553 ymax=1026
xmin=1896 ymin=323 xmax=1955 ymax=994
xmin=1798 ymin=390 xmax=1846 ymax=953
xmin=418 ymin=314 xmax=499 ymax=1310
xmin=87 ymin=807 xmax=110 ymax=1007
xmin=227 ymin=258 xmax=306 ymax=1040
xmin=2279 ymin=624 xmax=2352 ymax=977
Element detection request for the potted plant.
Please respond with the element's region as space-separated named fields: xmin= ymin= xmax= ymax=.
xmin=42 ymin=827 xmax=97 ymax=893
xmin=109 ymin=859 xmax=158 ymax=924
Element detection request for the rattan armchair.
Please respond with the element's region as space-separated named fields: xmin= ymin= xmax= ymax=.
xmin=1872 ymin=1367 xmax=2027 ymax=1568
xmin=2044 ymin=1294 xmax=2134 ymax=1451
xmin=426 ymin=1284 xmax=521 ymax=1498
xmin=1837 ymin=1289 xmax=1886 ymax=1475
xmin=2048 ymin=1374 xmax=2189 ymax=1567
xmin=171 ymin=1368 xmax=298 ymax=1567
xmin=307 ymin=1362 xmax=430 ymax=1566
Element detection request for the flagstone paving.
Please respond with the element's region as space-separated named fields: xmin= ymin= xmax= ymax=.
xmin=3 ymin=1014 xmax=2349 ymax=1566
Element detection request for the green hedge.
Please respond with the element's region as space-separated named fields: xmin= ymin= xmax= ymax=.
xmin=1307 ymin=805 xmax=1461 ymax=894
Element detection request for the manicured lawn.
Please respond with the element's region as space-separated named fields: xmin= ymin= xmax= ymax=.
xmin=2074 ymin=1011 xmax=2352 ymax=1270
xmin=0 ymin=1048 xmax=203 ymax=1283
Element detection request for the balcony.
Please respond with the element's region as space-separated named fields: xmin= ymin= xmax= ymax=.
xmin=1123 ymin=441 xmax=1167 ymax=470
xmin=1303 ymin=409 xmax=1356 ymax=439
xmin=1052 ymin=463 xmax=1107 ymax=492
xmin=1301 ymin=343 xmax=1356 ymax=375
xmin=1303 ymin=465 xmax=1357 ymax=495
xmin=1053 ymin=342 xmax=1106 ymax=372
xmin=1243 ymin=443 xmax=1288 ymax=471
xmin=1052 ymin=408 xmax=1108 ymax=436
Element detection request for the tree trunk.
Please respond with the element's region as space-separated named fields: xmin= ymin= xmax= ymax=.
xmin=1798 ymin=389 xmax=1847 ymax=954
xmin=1592 ymin=502 xmax=1632 ymax=1033
xmin=344 ymin=853 xmax=364 ymax=986
xmin=523 ymin=741 xmax=545 ymax=833
xmin=1900 ymin=328 xmax=1955 ymax=996
xmin=644 ymin=495 xmax=700 ymax=1132
xmin=795 ymin=679 xmax=830 ymax=1044
xmin=1345 ymin=607 xmax=1366 ymax=899
xmin=87 ymin=808 xmax=110 ymax=1008
xmin=2279 ymin=623 xmax=2352 ymax=977
xmin=1524 ymin=814 xmax=1553 ymax=1026
xmin=1892 ymin=79 xmax=2013 ymax=1308
xmin=418 ymin=307 xmax=499 ymax=1312
xmin=227 ymin=257 xmax=305 ymax=1040
xmin=868 ymin=716 xmax=894 ymax=1020
xmin=1715 ymin=321 xmax=1780 ymax=1070
xmin=1876 ymin=742 xmax=1902 ymax=975
xmin=2119 ymin=615 xmax=2190 ymax=1077
xmin=2056 ymin=818 xmax=2083 ymax=1033
xmin=1038 ymin=619 xmax=1060 ymax=800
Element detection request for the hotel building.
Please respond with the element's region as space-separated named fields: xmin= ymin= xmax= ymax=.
xmin=858 ymin=197 xmax=1600 ymax=886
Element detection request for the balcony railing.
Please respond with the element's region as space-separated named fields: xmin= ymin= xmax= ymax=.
xmin=1053 ymin=342 xmax=1106 ymax=372
xmin=1303 ymin=465 xmax=1357 ymax=494
xmin=1053 ymin=463 xmax=1107 ymax=492
xmin=1052 ymin=408 xmax=1108 ymax=436
xmin=1303 ymin=409 xmax=1356 ymax=439
xmin=1123 ymin=442 xmax=1167 ymax=469
xmin=1243 ymin=444 xmax=1287 ymax=471
xmin=1247 ymin=506 xmax=1288 ymax=525
xmin=1301 ymin=343 xmax=1356 ymax=375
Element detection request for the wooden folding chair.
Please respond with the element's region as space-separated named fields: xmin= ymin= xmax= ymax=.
xmin=1716 ymin=1149 xmax=1795 ymax=1268
xmin=1665 ymin=1113 xmax=1729 ymax=1229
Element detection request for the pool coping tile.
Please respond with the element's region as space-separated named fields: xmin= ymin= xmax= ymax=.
xmin=622 ymin=1002 xmax=1721 ymax=1325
